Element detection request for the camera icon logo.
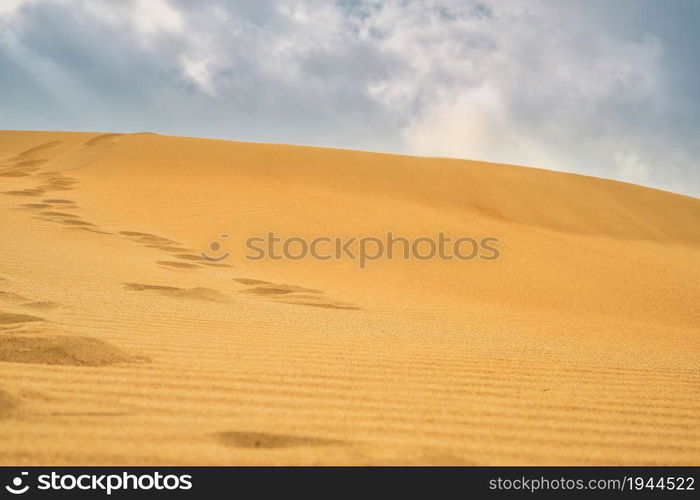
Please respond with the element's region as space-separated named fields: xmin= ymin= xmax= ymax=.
xmin=5 ymin=472 xmax=29 ymax=494
xmin=201 ymin=234 xmax=230 ymax=262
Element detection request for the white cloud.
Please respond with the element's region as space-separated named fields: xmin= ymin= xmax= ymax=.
xmin=0 ymin=0 xmax=34 ymax=18
xmin=346 ymin=0 xmax=669 ymax=180
xmin=181 ymin=54 xmax=216 ymax=95
xmin=132 ymin=0 xmax=183 ymax=37
xmin=402 ymin=85 xmax=508 ymax=160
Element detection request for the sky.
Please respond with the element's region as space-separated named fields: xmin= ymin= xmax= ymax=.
xmin=1 ymin=0 xmax=698 ymax=197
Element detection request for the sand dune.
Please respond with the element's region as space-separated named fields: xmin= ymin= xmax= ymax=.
xmin=0 ymin=130 xmax=698 ymax=465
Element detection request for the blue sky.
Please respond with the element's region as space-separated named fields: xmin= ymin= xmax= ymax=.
xmin=1 ymin=0 xmax=698 ymax=196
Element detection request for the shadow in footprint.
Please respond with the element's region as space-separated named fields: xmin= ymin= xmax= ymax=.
xmin=32 ymin=209 xmax=106 ymax=234
xmin=172 ymin=254 xmax=205 ymax=262
xmin=0 ymin=312 xmax=44 ymax=325
xmin=0 ymin=170 xmax=30 ymax=178
xmin=157 ymin=261 xmax=199 ymax=269
xmin=279 ymin=301 xmax=360 ymax=311
xmin=43 ymin=199 xmax=75 ymax=205
xmin=58 ymin=219 xmax=96 ymax=226
xmin=22 ymin=302 xmax=61 ymax=311
xmin=147 ymin=245 xmax=189 ymax=253
xmin=0 ymin=335 xmax=147 ymax=366
xmin=234 ymin=278 xmax=273 ymax=285
xmin=14 ymin=159 xmax=47 ymax=169
xmin=49 ymin=411 xmax=132 ymax=417
xmin=242 ymin=287 xmax=295 ymax=296
xmin=39 ymin=175 xmax=78 ymax=192
xmin=69 ymin=226 xmax=112 ymax=235
xmin=39 ymin=212 xmax=79 ymax=218
xmin=20 ymin=204 xmax=51 ymax=209
xmin=125 ymin=284 xmax=181 ymax=292
xmin=242 ymin=284 xmax=323 ymax=295
xmin=0 ymin=389 xmax=18 ymax=418
xmin=121 ymin=231 xmax=176 ymax=245
xmin=236 ymin=280 xmax=359 ymax=310
xmin=3 ymin=189 xmax=45 ymax=197
xmin=125 ymin=283 xmax=229 ymax=302
xmin=0 ymin=141 xmax=57 ymax=178
xmin=214 ymin=431 xmax=346 ymax=449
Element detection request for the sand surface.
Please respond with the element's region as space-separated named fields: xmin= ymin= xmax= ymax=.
xmin=0 ymin=130 xmax=698 ymax=465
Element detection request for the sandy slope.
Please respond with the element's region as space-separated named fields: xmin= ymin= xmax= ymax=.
xmin=0 ymin=130 xmax=698 ymax=465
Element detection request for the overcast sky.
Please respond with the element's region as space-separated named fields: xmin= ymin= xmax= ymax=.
xmin=1 ymin=0 xmax=698 ymax=197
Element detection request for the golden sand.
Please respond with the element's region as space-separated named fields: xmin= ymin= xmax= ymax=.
xmin=0 ymin=130 xmax=698 ymax=465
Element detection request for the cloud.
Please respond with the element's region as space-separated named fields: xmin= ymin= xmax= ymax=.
xmin=132 ymin=0 xmax=183 ymax=36
xmin=0 ymin=0 xmax=697 ymax=196
xmin=0 ymin=0 xmax=34 ymax=17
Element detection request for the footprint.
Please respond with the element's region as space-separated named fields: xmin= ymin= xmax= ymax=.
xmin=121 ymin=232 xmax=204 ymax=270
xmin=243 ymin=287 xmax=296 ymax=296
xmin=49 ymin=411 xmax=132 ymax=417
xmin=0 ymin=142 xmax=58 ymax=180
xmin=0 ymin=312 xmax=44 ymax=325
xmin=282 ymin=293 xmax=323 ymax=300
xmin=39 ymin=175 xmax=78 ymax=192
xmin=125 ymin=284 xmax=182 ymax=292
xmin=278 ymin=284 xmax=322 ymax=294
xmin=279 ymin=300 xmax=360 ymax=310
xmin=39 ymin=212 xmax=80 ymax=218
xmin=21 ymin=302 xmax=61 ymax=311
xmin=172 ymin=254 xmax=205 ymax=262
xmin=125 ymin=283 xmax=229 ymax=302
xmin=32 ymin=208 xmax=106 ymax=233
xmin=146 ymin=244 xmax=189 ymax=253
xmin=235 ymin=280 xmax=358 ymax=310
xmin=241 ymin=283 xmax=323 ymax=295
xmin=0 ymin=160 xmax=48 ymax=177
xmin=13 ymin=159 xmax=47 ymax=169
xmin=0 ymin=389 xmax=18 ymax=418
xmin=120 ymin=231 xmax=175 ymax=244
xmin=214 ymin=431 xmax=346 ymax=449
xmin=1 ymin=290 xmax=63 ymax=314
xmin=20 ymin=204 xmax=51 ymax=209
xmin=0 ymin=335 xmax=146 ymax=367
xmin=0 ymin=291 xmax=29 ymax=304
xmin=69 ymin=226 xmax=112 ymax=235
xmin=58 ymin=219 xmax=96 ymax=226
xmin=0 ymin=170 xmax=31 ymax=178
xmin=233 ymin=278 xmax=273 ymax=285
xmin=3 ymin=189 xmax=45 ymax=196
xmin=157 ymin=261 xmax=199 ymax=269
xmin=43 ymin=199 xmax=75 ymax=205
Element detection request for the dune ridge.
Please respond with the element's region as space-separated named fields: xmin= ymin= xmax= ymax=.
xmin=0 ymin=130 xmax=698 ymax=465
